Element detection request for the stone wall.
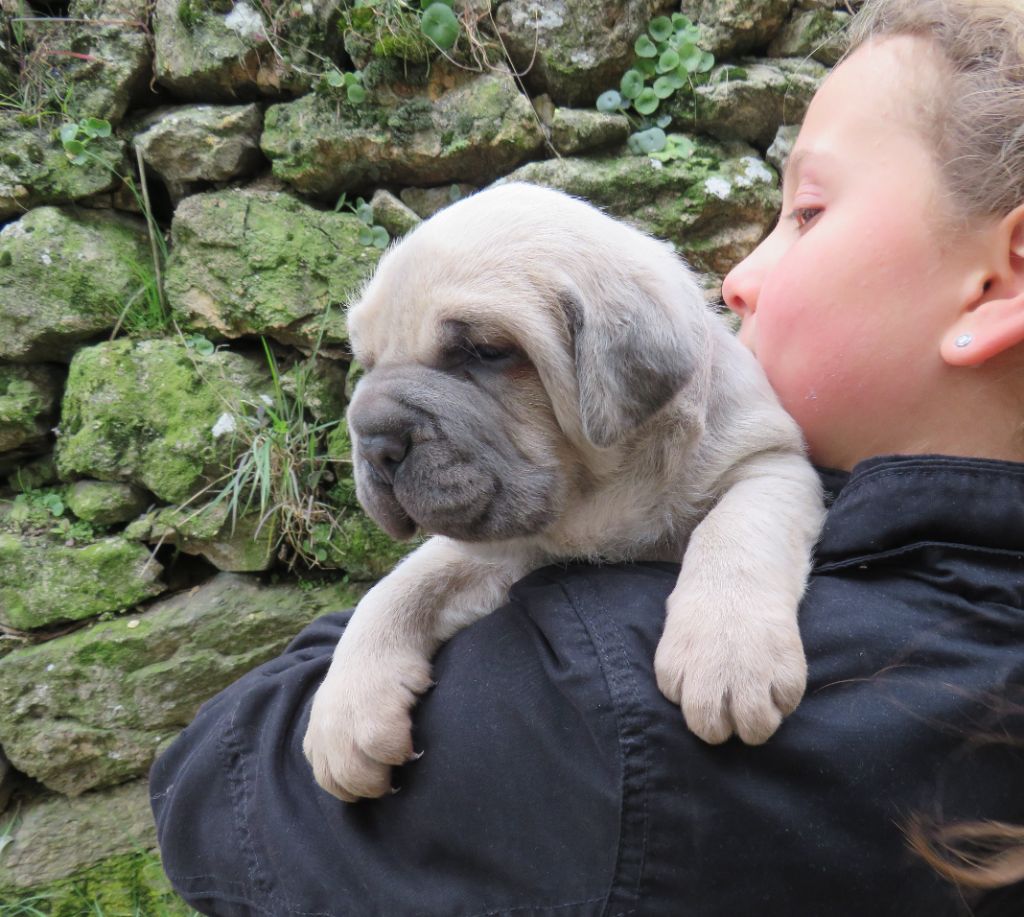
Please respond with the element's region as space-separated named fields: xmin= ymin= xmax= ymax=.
xmin=0 ymin=0 xmax=852 ymax=908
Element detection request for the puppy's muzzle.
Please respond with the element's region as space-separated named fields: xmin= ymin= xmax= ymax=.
xmin=348 ymin=366 xmax=562 ymax=543
xmin=360 ymin=432 xmax=410 ymax=486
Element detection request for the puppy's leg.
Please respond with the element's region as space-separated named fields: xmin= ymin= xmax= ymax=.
xmin=655 ymin=451 xmax=825 ymax=745
xmin=303 ymin=536 xmax=537 ymax=801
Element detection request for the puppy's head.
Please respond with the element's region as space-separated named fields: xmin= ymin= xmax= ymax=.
xmin=345 ymin=183 xmax=707 ymax=543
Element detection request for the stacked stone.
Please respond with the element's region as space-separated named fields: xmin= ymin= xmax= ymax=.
xmin=0 ymin=0 xmax=852 ymax=907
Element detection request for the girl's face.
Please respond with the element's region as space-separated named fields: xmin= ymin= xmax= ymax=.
xmin=722 ymin=37 xmax=993 ymax=470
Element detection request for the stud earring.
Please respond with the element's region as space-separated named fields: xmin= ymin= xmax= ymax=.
xmin=954 ymin=333 xmax=973 ymax=348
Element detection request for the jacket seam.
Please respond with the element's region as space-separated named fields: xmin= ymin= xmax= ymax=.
xmin=815 ymin=540 xmax=1024 ymax=573
xmin=831 ymin=463 xmax=1024 ymax=507
xmin=557 ymin=576 xmax=650 ymax=917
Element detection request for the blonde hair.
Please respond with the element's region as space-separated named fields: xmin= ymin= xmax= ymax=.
xmin=843 ymin=0 xmax=1024 ymax=891
xmin=845 ymin=0 xmax=1024 ymax=223
xmin=907 ymin=817 xmax=1024 ymax=889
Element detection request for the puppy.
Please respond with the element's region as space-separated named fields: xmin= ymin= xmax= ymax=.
xmin=304 ymin=183 xmax=825 ymax=802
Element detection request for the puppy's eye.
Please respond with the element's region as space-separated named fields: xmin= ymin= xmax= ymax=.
xmin=471 ymin=342 xmax=516 ymax=362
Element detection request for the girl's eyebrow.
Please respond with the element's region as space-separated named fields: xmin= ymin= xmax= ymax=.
xmin=781 ymin=150 xmax=834 ymax=193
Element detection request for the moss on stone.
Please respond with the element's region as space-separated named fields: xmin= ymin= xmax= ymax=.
xmin=502 ymin=139 xmax=780 ymax=273
xmin=24 ymin=851 xmax=196 ymax=917
xmin=260 ymin=68 xmax=544 ymax=197
xmin=56 ymin=338 xmax=273 ymax=503
xmin=66 ymin=480 xmax=150 ymax=525
xmin=0 ymin=206 xmax=151 ymax=362
xmin=164 ymin=189 xmax=376 ymax=352
xmin=0 ymin=533 xmax=165 ymax=630
xmin=0 ymin=365 xmax=63 ymax=454
xmin=0 ymin=573 xmax=365 ymax=794
xmin=0 ymin=116 xmax=125 ymax=220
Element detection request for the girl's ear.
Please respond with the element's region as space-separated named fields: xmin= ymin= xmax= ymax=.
xmin=942 ymin=204 xmax=1024 ymax=367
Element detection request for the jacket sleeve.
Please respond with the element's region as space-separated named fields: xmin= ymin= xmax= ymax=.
xmin=149 ymin=564 xmax=665 ymax=917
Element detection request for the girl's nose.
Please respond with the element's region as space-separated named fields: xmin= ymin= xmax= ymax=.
xmin=721 ymin=259 xmax=759 ymax=319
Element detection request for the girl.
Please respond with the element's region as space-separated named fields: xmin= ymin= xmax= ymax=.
xmin=151 ymin=0 xmax=1024 ymax=912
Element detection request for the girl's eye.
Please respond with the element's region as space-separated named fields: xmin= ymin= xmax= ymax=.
xmin=790 ymin=207 xmax=822 ymax=229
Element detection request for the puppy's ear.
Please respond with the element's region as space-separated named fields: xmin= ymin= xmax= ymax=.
xmin=559 ymin=281 xmax=698 ymax=448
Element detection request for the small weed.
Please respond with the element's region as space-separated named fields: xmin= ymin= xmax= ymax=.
xmin=58 ymin=116 xmax=112 ymax=164
xmin=344 ymin=0 xmax=461 ymax=62
xmin=0 ymin=896 xmax=52 ymax=917
xmin=322 ymin=66 xmax=367 ymax=103
xmin=197 ymin=337 xmax=352 ymax=571
xmin=59 ymin=116 xmax=171 ymax=333
xmin=109 ymin=258 xmax=174 ymax=339
xmin=597 ymin=13 xmax=715 ymax=157
xmin=334 ymin=193 xmax=390 ymax=249
xmin=3 ymin=486 xmax=106 ymax=543
xmin=8 ymin=486 xmax=67 ymax=530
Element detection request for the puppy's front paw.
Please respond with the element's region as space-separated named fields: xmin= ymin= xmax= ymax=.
xmin=654 ymin=590 xmax=806 ymax=746
xmin=303 ymin=648 xmax=434 ymax=802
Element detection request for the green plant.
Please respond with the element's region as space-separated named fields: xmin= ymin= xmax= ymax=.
xmin=9 ymin=486 xmax=66 ymax=526
xmin=596 ymin=13 xmax=715 ymax=157
xmin=198 ymin=337 xmax=352 ymax=571
xmin=60 ymin=117 xmax=171 ymax=335
xmin=183 ymin=333 xmax=216 ymax=357
xmin=0 ymin=895 xmax=52 ymax=917
xmin=323 ymin=66 xmax=367 ymax=103
xmin=110 ymin=258 xmax=174 ymax=339
xmin=177 ymin=0 xmax=203 ymax=31
xmin=345 ymin=0 xmax=462 ymax=61
xmin=335 ymin=193 xmax=390 ymax=249
xmin=4 ymin=486 xmax=106 ymax=543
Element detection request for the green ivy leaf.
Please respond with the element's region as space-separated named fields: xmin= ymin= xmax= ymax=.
xmin=653 ymin=76 xmax=676 ymax=99
xmin=355 ymin=201 xmax=374 ymax=224
xmin=371 ymin=225 xmax=390 ymax=248
xmin=627 ymin=127 xmax=667 ymax=155
xmin=668 ymin=69 xmax=689 ymax=89
xmin=634 ymin=87 xmax=660 ymax=115
xmin=634 ymin=34 xmax=657 ymax=58
xmin=347 ymin=84 xmax=367 ymax=104
xmin=59 ymin=122 xmax=79 ymax=144
xmin=82 ymin=117 xmax=111 ymax=138
xmin=671 ymin=13 xmax=692 ymax=30
xmin=697 ymin=51 xmax=715 ymax=73
xmin=325 ymin=69 xmax=345 ymax=88
xmin=648 ymin=16 xmax=673 ymax=42
xmin=635 ymin=57 xmax=658 ymax=77
xmin=358 ymin=225 xmax=374 ymax=246
xmin=620 ymin=69 xmax=644 ymax=99
xmin=596 ymin=89 xmax=623 ymax=113
xmin=657 ymin=49 xmax=680 ymax=73
xmin=421 ymin=3 xmax=460 ymax=50
xmin=650 ymin=133 xmax=696 ymax=162
xmin=63 ymin=138 xmax=85 ymax=156
xmin=678 ymin=41 xmax=703 ymax=72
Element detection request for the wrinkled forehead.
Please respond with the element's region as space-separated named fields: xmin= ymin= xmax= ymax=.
xmin=347 ymin=241 xmax=548 ymax=365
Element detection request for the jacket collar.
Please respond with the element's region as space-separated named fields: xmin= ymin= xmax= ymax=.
xmin=814 ymin=455 xmax=1024 ymax=567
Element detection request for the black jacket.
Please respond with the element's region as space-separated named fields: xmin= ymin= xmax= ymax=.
xmin=150 ymin=455 xmax=1024 ymax=916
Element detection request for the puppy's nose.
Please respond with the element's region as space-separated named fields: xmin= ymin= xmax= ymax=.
xmin=360 ymin=432 xmax=410 ymax=485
